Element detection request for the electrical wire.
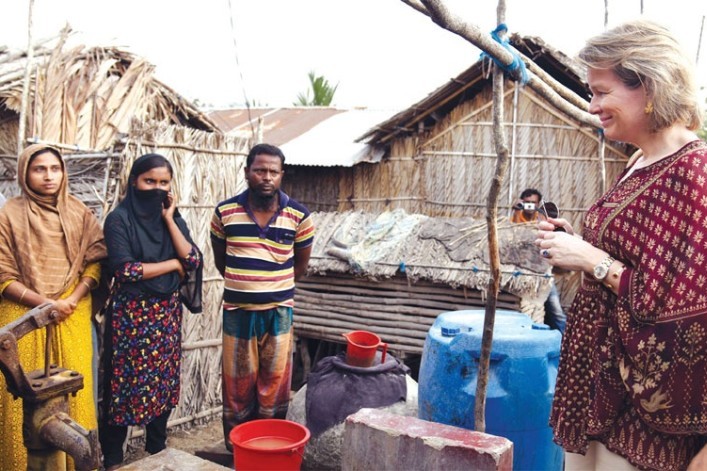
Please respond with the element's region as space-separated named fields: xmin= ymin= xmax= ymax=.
xmin=226 ymin=0 xmax=255 ymax=137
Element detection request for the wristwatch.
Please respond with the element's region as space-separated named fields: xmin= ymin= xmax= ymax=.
xmin=593 ymin=256 xmax=616 ymax=281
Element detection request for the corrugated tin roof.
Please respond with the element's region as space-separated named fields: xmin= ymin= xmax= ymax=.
xmin=208 ymin=107 xmax=398 ymax=167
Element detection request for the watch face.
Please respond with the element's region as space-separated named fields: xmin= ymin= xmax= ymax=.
xmin=594 ymin=264 xmax=608 ymax=280
xmin=593 ymin=256 xmax=617 ymax=280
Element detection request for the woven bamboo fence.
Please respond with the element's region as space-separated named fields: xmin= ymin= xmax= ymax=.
xmin=341 ymin=84 xmax=628 ymax=225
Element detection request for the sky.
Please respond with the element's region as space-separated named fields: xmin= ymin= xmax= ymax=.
xmin=2 ymin=1 xmax=706 ymax=112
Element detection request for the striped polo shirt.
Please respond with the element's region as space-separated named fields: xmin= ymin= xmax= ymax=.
xmin=210 ymin=189 xmax=314 ymax=311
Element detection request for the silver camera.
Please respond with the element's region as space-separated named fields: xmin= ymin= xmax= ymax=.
xmin=523 ymin=202 xmax=536 ymax=211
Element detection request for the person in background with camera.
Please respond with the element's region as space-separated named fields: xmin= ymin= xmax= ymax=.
xmin=536 ymin=20 xmax=707 ymax=470
xmin=510 ymin=187 xmax=566 ymax=333
xmin=511 ymin=188 xmax=542 ymax=223
xmin=99 ymin=153 xmax=203 ymax=471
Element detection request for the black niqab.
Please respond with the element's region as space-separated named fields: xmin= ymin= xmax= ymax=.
xmin=104 ymin=154 xmax=202 ymax=313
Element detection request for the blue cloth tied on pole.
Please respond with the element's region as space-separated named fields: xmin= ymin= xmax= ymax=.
xmin=479 ymin=23 xmax=529 ymax=84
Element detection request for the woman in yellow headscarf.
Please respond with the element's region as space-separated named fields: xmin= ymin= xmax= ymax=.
xmin=0 ymin=144 xmax=107 ymax=470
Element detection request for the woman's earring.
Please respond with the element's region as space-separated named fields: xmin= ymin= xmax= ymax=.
xmin=644 ymin=102 xmax=653 ymax=114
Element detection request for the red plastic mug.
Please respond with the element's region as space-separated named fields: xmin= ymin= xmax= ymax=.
xmin=342 ymin=330 xmax=388 ymax=367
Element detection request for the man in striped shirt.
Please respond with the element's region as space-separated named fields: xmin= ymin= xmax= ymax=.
xmin=211 ymin=143 xmax=314 ymax=446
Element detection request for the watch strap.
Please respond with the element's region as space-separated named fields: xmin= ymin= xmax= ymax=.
xmin=593 ymin=256 xmax=615 ymax=281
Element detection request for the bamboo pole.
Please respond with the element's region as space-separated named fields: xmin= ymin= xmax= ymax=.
xmin=17 ymin=0 xmax=35 ymax=154
xmin=696 ymin=15 xmax=704 ymax=66
xmin=125 ymin=140 xmax=247 ymax=156
xmin=507 ymin=82 xmax=520 ymax=213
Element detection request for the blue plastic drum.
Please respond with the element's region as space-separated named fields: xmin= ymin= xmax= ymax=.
xmin=418 ymin=309 xmax=563 ymax=471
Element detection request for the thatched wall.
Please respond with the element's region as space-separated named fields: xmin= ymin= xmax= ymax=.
xmin=342 ymin=83 xmax=629 ymax=228
xmin=331 ymin=83 xmax=631 ymax=308
xmin=281 ymin=165 xmax=342 ymax=213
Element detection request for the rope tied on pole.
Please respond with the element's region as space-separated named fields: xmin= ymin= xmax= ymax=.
xmin=480 ymin=23 xmax=529 ymax=84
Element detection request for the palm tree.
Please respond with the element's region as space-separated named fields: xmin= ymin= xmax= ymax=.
xmin=294 ymin=71 xmax=338 ymax=106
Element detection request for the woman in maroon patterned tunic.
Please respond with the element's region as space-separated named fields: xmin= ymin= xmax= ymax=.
xmin=536 ymin=20 xmax=707 ymax=471
xmin=99 ymin=154 xmax=203 ymax=470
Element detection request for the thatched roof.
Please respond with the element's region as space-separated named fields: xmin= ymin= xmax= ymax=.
xmin=0 ymin=31 xmax=219 ymax=154
xmin=307 ymin=209 xmax=554 ymax=299
xmin=359 ymin=33 xmax=591 ymax=145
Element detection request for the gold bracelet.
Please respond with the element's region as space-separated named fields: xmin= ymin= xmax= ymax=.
xmin=603 ymin=263 xmax=627 ymax=289
xmin=81 ymin=280 xmax=93 ymax=291
xmin=612 ymin=264 xmax=627 ymax=281
xmin=18 ymin=288 xmax=28 ymax=304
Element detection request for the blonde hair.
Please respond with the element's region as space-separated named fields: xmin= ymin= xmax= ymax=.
xmin=578 ymin=19 xmax=703 ymax=132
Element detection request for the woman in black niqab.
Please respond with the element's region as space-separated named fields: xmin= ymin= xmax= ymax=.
xmin=99 ymin=153 xmax=203 ymax=470
xmin=106 ymin=153 xmax=202 ymax=310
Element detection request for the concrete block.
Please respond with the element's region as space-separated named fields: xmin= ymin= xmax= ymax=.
xmin=287 ymin=375 xmax=419 ymax=470
xmin=341 ymin=408 xmax=513 ymax=471
xmin=119 ymin=448 xmax=232 ymax=470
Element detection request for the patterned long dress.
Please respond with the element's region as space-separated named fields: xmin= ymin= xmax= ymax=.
xmin=0 ymin=263 xmax=100 ymax=471
xmin=550 ymin=140 xmax=707 ymax=470
xmin=103 ymin=247 xmax=201 ymax=426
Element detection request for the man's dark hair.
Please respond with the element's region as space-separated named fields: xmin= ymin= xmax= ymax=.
xmin=246 ymin=143 xmax=286 ymax=167
xmin=520 ymin=188 xmax=542 ymax=200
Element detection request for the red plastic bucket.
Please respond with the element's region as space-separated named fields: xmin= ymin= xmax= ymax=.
xmin=342 ymin=330 xmax=388 ymax=367
xmin=229 ymin=419 xmax=311 ymax=471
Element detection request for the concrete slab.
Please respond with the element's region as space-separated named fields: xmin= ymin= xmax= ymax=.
xmin=194 ymin=440 xmax=233 ymax=468
xmin=119 ymin=448 xmax=232 ymax=470
xmin=341 ymin=408 xmax=513 ymax=471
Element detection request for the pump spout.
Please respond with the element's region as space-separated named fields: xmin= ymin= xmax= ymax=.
xmin=38 ymin=412 xmax=101 ymax=471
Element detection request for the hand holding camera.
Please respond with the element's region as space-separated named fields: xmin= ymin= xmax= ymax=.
xmin=514 ymin=199 xmax=565 ymax=232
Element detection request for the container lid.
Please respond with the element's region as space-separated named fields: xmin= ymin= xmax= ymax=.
xmin=429 ymin=309 xmax=561 ymax=358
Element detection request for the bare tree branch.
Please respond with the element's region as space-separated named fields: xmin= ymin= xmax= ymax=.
xmin=474 ymin=0 xmax=510 ymax=434
xmin=404 ymin=0 xmax=600 ymax=128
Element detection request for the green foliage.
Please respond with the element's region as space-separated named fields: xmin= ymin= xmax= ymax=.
xmin=294 ymin=71 xmax=338 ymax=106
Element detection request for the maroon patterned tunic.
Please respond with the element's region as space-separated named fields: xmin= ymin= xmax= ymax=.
xmin=550 ymin=140 xmax=707 ymax=470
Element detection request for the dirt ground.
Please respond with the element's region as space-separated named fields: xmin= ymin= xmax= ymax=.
xmin=124 ymin=416 xmax=226 ymax=466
